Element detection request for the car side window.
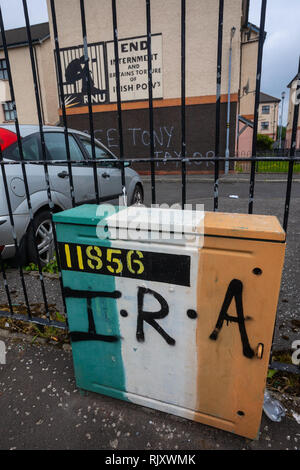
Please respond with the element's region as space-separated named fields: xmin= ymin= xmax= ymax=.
xmin=44 ymin=132 xmax=84 ymax=162
xmin=79 ymin=136 xmax=116 ymax=167
xmin=2 ymin=133 xmax=41 ymax=161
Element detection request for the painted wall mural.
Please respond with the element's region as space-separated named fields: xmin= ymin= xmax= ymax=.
xmin=56 ymin=36 xmax=237 ymax=169
xmin=58 ymin=42 xmax=108 ymax=108
xmin=56 ymin=34 xmax=162 ymax=108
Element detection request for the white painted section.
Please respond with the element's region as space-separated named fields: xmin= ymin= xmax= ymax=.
xmin=111 ymin=238 xmax=200 ymax=411
xmin=102 ymin=205 xmax=204 ymax=247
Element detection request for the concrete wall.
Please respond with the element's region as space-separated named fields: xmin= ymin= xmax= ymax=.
xmin=34 ymin=39 xmax=59 ymax=125
xmin=0 ymin=0 xmax=256 ymax=166
xmin=239 ymin=27 xmax=259 ymax=119
xmin=47 ymin=0 xmax=244 ymax=99
xmin=0 ymin=45 xmax=38 ymax=124
xmin=0 ymin=38 xmax=58 ymax=125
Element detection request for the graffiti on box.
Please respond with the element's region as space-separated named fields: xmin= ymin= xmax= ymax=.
xmin=59 ymin=242 xmax=254 ymax=358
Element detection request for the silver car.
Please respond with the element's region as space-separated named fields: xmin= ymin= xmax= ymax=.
xmin=0 ymin=125 xmax=143 ymax=265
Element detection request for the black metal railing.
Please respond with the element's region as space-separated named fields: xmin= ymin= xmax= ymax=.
xmin=0 ymin=0 xmax=299 ymax=374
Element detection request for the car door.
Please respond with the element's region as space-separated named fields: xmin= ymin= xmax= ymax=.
xmin=43 ymin=131 xmax=99 ymax=208
xmin=75 ymin=134 xmax=123 ymax=204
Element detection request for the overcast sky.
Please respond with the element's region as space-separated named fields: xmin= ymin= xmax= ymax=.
xmin=249 ymin=0 xmax=299 ymax=125
xmin=0 ymin=0 xmax=48 ymax=29
xmin=0 ymin=0 xmax=299 ymax=125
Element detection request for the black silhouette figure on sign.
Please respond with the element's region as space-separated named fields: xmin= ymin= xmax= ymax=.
xmin=64 ymin=55 xmax=101 ymax=95
xmin=209 ymin=279 xmax=254 ymax=359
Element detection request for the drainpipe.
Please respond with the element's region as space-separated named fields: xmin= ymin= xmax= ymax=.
xmin=225 ymin=26 xmax=236 ymax=174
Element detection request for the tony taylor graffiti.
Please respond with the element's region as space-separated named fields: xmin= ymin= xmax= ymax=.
xmin=57 ymin=34 xmax=162 ymax=108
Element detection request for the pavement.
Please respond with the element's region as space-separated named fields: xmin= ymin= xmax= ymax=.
xmin=0 ymin=333 xmax=299 ymax=451
xmin=0 ymin=173 xmax=300 ymax=450
xmin=141 ymin=172 xmax=300 ymax=183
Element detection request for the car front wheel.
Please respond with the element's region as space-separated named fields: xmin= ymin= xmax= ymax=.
xmin=27 ymin=210 xmax=55 ymax=266
xmin=131 ymin=184 xmax=144 ymax=205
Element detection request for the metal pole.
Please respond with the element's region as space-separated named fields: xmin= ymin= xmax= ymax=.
xmin=146 ymin=0 xmax=156 ymax=204
xmin=214 ymin=0 xmax=224 ymax=211
xmin=181 ymin=0 xmax=186 ymax=207
xmin=283 ymin=57 xmax=300 ymax=232
xmin=225 ymin=26 xmax=236 ymax=174
xmin=279 ymin=91 xmax=285 ymax=149
xmin=112 ymin=0 xmax=127 ymax=205
xmin=248 ymin=0 xmax=267 ymax=214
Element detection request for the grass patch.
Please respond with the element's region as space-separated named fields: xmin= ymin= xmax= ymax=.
xmin=267 ymin=370 xmax=300 ymax=396
xmin=235 ymin=164 xmax=244 ymax=173
xmin=256 ymin=161 xmax=300 ymax=173
xmin=24 ymin=255 xmax=59 ymax=274
xmin=267 ymin=350 xmax=300 ymax=396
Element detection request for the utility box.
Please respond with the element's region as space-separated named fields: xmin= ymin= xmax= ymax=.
xmin=53 ymin=205 xmax=285 ymax=440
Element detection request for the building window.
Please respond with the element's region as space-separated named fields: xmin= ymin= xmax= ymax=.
xmin=261 ymin=121 xmax=269 ymax=130
xmin=3 ymin=101 xmax=15 ymax=121
xmin=261 ymin=105 xmax=270 ymax=114
xmin=0 ymin=59 xmax=8 ymax=80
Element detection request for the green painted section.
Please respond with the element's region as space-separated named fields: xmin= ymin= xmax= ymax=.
xmin=55 ymin=222 xmax=105 ymax=245
xmin=63 ymin=269 xmax=127 ymax=399
xmin=53 ymin=203 xmax=125 ymax=226
xmin=54 ymin=205 xmax=128 ymax=400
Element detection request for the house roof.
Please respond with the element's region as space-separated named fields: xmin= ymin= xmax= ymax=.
xmin=0 ymin=22 xmax=49 ymax=49
xmin=259 ymin=92 xmax=280 ymax=103
xmin=241 ymin=22 xmax=267 ymax=43
xmin=247 ymin=22 xmax=261 ymax=34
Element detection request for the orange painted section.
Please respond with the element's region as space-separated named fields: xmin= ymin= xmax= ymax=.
xmin=59 ymin=93 xmax=239 ymax=116
xmin=195 ymin=212 xmax=285 ymax=439
xmin=203 ymin=212 xmax=286 ymax=242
